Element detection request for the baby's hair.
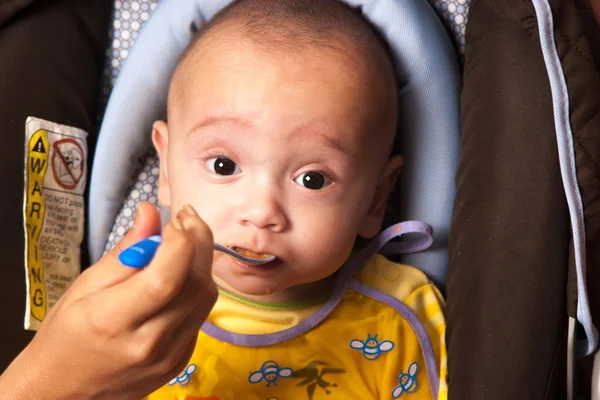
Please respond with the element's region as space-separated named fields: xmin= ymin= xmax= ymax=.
xmin=179 ymin=0 xmax=394 ymax=66
xmin=170 ymin=0 xmax=400 ymax=154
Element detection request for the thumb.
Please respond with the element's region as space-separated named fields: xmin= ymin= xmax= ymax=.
xmin=106 ymin=201 xmax=163 ymax=259
xmin=74 ymin=202 xmax=162 ymax=295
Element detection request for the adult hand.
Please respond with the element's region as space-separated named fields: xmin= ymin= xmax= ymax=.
xmin=0 ymin=202 xmax=217 ymax=399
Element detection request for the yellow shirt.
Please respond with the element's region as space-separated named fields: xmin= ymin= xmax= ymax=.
xmin=146 ymin=254 xmax=447 ymax=400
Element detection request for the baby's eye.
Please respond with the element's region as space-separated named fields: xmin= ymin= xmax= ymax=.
xmin=294 ymin=171 xmax=330 ymax=190
xmin=205 ymin=157 xmax=240 ymax=176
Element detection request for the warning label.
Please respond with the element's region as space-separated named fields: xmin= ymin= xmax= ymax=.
xmin=23 ymin=117 xmax=87 ymax=331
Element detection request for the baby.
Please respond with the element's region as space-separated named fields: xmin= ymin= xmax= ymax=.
xmin=147 ymin=0 xmax=447 ymax=398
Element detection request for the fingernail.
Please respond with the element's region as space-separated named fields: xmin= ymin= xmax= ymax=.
xmin=182 ymin=204 xmax=198 ymax=217
xmin=134 ymin=202 xmax=144 ymax=225
xmin=171 ymin=216 xmax=184 ymax=231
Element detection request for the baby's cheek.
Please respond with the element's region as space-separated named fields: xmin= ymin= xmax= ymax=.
xmin=172 ymin=179 xmax=221 ymax=221
xmin=302 ymin=222 xmax=355 ymax=264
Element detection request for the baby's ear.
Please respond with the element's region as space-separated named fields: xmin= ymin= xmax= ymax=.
xmin=358 ymin=155 xmax=403 ymax=239
xmin=151 ymin=120 xmax=171 ymax=208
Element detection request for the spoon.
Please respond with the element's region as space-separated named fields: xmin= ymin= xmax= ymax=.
xmin=119 ymin=235 xmax=277 ymax=269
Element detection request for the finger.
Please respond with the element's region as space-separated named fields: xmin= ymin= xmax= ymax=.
xmin=158 ymin=332 xmax=198 ymax=390
xmin=151 ymin=305 xmax=206 ymax=382
xmin=128 ymin=338 xmax=197 ymax=400
xmin=135 ymin=259 xmax=216 ymax=337
xmin=106 ymin=202 xmax=163 ymax=258
xmin=104 ymin=205 xmax=214 ymax=324
xmin=74 ymin=202 xmax=162 ymax=296
xmin=175 ymin=204 xmax=214 ymax=281
xmin=125 ymin=305 xmax=203 ymax=398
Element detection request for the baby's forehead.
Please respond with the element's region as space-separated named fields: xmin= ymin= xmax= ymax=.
xmin=169 ymin=28 xmax=392 ymax=118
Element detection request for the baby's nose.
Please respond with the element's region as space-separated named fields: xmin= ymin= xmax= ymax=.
xmin=237 ymin=191 xmax=286 ymax=233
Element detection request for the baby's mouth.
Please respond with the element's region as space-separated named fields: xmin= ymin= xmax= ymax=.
xmin=230 ymin=246 xmax=275 ymax=261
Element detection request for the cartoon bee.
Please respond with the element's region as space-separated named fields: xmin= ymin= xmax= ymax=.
xmin=248 ymin=360 xmax=293 ymax=387
xmin=168 ymin=364 xmax=197 ymax=387
xmin=349 ymin=334 xmax=394 ymax=360
xmin=392 ymin=362 xmax=419 ymax=398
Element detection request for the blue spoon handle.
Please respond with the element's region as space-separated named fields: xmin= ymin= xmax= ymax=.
xmin=118 ymin=235 xmax=162 ymax=268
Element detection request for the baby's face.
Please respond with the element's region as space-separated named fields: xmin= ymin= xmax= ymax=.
xmin=154 ymin=33 xmax=400 ymax=301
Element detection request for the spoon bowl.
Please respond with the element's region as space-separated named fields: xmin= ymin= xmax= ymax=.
xmin=213 ymin=243 xmax=277 ymax=266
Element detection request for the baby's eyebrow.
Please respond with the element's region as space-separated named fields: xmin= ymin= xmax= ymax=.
xmin=288 ymin=125 xmax=349 ymax=156
xmin=186 ymin=116 xmax=251 ymax=137
xmin=186 ymin=116 xmax=349 ymax=156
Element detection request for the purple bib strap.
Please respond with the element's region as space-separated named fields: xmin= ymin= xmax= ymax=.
xmin=341 ymin=221 xmax=433 ymax=278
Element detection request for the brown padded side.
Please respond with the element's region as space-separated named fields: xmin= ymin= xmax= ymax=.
xmin=446 ymin=0 xmax=570 ymax=398
xmin=0 ymin=0 xmax=111 ymax=372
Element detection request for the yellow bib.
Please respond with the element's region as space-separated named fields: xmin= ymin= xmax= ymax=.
xmin=148 ymin=286 xmax=439 ymax=400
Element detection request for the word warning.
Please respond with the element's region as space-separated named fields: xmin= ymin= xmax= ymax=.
xmin=23 ymin=117 xmax=88 ymax=331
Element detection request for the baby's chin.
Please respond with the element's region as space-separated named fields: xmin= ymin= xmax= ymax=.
xmin=212 ymin=272 xmax=289 ymax=300
xmin=213 ymin=270 xmax=336 ymax=305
